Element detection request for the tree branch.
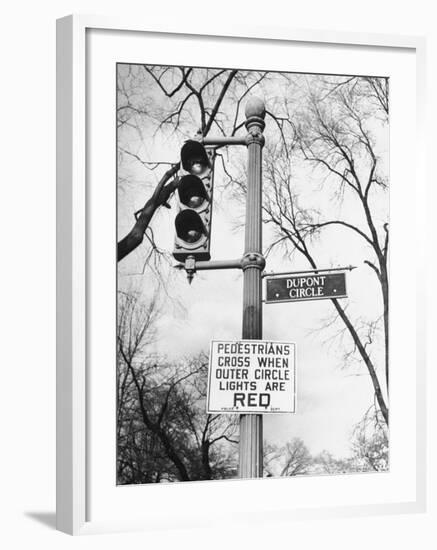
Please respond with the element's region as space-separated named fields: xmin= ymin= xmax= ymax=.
xmin=117 ymin=163 xmax=180 ymax=261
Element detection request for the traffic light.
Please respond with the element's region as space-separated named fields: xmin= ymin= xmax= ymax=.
xmin=173 ymin=140 xmax=215 ymax=262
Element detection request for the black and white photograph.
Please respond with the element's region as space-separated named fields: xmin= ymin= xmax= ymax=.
xmin=116 ymin=64 xmax=389 ymax=485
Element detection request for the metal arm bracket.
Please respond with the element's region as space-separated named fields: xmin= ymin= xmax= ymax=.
xmin=174 ymin=252 xmax=267 ymax=284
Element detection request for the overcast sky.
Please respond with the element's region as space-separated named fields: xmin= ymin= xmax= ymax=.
xmin=117 ymin=67 xmax=388 ymax=458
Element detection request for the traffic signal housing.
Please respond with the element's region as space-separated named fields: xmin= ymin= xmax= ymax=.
xmin=173 ymin=140 xmax=215 ymax=262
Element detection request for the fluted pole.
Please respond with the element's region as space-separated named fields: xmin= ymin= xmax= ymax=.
xmin=239 ymin=97 xmax=266 ymax=478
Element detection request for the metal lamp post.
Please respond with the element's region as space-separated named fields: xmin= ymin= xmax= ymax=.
xmin=239 ymin=97 xmax=266 ymax=478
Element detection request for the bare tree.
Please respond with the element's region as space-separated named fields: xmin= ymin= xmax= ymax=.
xmin=261 ymin=76 xmax=389 ymax=425
xmin=350 ymin=407 xmax=388 ymax=471
xmin=263 ymin=420 xmax=388 ymax=478
xmin=280 ymin=438 xmax=313 ymax=476
xmin=117 ymin=290 xmax=238 ymax=483
xmin=263 ymin=438 xmax=313 ymax=477
xmin=311 ymin=450 xmax=354 ymax=475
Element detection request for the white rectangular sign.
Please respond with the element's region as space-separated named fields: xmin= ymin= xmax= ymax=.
xmin=207 ymin=340 xmax=296 ymax=414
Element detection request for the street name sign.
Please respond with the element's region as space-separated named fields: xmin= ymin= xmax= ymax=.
xmin=265 ymin=272 xmax=347 ymax=304
xmin=207 ymin=340 xmax=296 ymax=414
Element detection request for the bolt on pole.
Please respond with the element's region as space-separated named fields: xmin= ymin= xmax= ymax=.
xmin=239 ymin=97 xmax=266 ymax=478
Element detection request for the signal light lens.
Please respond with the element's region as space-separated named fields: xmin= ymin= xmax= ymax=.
xmin=178 ymin=175 xmax=208 ymax=209
xmin=175 ymin=210 xmax=206 ymax=244
xmin=181 ymin=140 xmax=211 ymax=175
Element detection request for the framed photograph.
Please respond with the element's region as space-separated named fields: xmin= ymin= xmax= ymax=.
xmin=56 ymin=14 xmax=427 ymax=535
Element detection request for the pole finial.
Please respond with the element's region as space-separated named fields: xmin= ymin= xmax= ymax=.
xmin=245 ymin=97 xmax=266 ymax=120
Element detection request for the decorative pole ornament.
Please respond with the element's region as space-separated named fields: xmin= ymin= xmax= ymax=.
xmin=240 ymin=97 xmax=266 ymax=478
xmin=244 ymin=96 xmax=266 ymax=146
